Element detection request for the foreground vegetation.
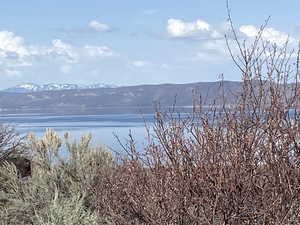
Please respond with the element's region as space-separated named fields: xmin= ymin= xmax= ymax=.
xmin=2 ymin=20 xmax=300 ymax=225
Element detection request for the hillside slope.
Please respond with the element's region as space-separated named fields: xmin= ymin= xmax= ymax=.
xmin=0 ymin=81 xmax=241 ymax=115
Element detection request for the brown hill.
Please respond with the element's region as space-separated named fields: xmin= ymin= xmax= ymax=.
xmin=0 ymin=81 xmax=242 ymax=115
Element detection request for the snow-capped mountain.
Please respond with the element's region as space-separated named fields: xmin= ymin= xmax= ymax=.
xmin=3 ymin=83 xmax=118 ymax=93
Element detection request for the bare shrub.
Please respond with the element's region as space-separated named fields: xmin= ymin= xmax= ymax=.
xmin=92 ymin=14 xmax=300 ymax=225
xmin=0 ymin=125 xmax=25 ymax=162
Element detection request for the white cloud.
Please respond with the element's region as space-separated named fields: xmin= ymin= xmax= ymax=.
xmin=89 ymin=20 xmax=111 ymax=32
xmin=166 ymin=18 xmax=299 ymax=64
xmin=0 ymin=31 xmax=29 ymax=58
xmin=0 ymin=30 xmax=117 ymax=84
xmin=29 ymin=39 xmax=115 ymax=64
xmin=50 ymin=39 xmax=79 ymax=63
xmin=239 ymin=25 xmax=294 ymax=46
xmin=167 ymin=18 xmax=212 ymax=38
xmin=28 ymin=39 xmax=79 ymax=64
xmin=239 ymin=25 xmax=259 ymax=38
xmin=0 ymin=31 xmax=34 ymax=71
xmin=165 ymin=19 xmax=231 ymax=62
xmin=167 ymin=18 xmax=296 ymax=47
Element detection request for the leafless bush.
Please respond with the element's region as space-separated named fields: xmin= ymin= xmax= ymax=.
xmin=0 ymin=125 xmax=25 ymax=162
xmin=0 ymin=125 xmax=28 ymax=201
xmin=92 ymin=12 xmax=300 ymax=225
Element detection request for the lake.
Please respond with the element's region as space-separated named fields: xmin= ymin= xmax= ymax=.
xmin=0 ymin=113 xmax=157 ymax=152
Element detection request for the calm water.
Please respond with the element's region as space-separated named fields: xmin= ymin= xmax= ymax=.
xmin=0 ymin=114 xmax=157 ymax=152
xmin=1 ymin=109 xmax=294 ymax=151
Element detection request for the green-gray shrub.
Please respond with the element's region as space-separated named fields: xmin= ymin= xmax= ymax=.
xmin=0 ymin=129 xmax=112 ymax=225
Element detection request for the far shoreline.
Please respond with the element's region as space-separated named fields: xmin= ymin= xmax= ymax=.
xmin=0 ymin=106 xmax=196 ymax=117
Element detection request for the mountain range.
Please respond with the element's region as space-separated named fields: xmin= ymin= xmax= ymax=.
xmin=0 ymin=81 xmax=242 ymax=115
xmin=3 ymin=83 xmax=118 ymax=93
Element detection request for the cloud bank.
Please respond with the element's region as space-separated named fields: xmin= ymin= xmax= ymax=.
xmin=0 ymin=30 xmax=116 ymax=79
xmin=166 ymin=18 xmax=298 ymax=63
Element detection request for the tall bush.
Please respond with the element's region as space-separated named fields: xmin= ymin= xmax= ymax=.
xmin=92 ymin=16 xmax=300 ymax=225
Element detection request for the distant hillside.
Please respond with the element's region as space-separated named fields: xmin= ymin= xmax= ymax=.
xmin=3 ymin=83 xmax=118 ymax=93
xmin=0 ymin=81 xmax=242 ymax=115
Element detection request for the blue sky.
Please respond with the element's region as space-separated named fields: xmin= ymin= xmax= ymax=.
xmin=0 ymin=0 xmax=299 ymax=89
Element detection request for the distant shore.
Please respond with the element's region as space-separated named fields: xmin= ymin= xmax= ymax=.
xmin=0 ymin=106 xmax=196 ymax=116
